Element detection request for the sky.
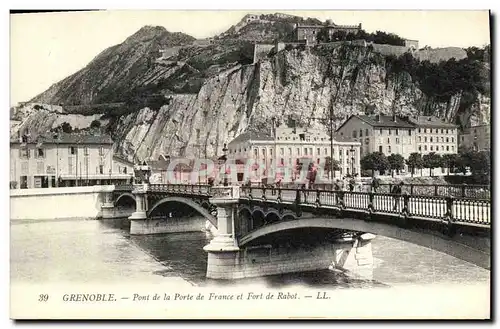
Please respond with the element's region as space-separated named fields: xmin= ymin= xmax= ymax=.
xmin=10 ymin=10 xmax=491 ymax=106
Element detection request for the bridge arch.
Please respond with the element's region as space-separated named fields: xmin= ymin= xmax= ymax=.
xmin=115 ymin=193 xmax=136 ymax=207
xmin=147 ymin=197 xmax=217 ymax=228
xmin=238 ymin=217 xmax=490 ymax=270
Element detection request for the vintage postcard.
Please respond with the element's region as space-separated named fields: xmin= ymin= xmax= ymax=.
xmin=9 ymin=9 xmax=491 ymax=319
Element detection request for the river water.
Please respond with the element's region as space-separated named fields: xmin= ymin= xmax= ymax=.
xmin=10 ymin=218 xmax=490 ymax=289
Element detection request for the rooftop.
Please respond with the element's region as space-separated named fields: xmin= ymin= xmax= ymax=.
xmin=345 ymin=115 xmax=417 ymax=129
xmin=408 ymin=116 xmax=458 ymax=128
xmin=229 ymin=131 xmax=273 ymax=145
xmin=11 ymin=132 xmax=114 ymax=145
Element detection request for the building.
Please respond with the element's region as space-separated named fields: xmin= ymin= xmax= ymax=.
xmin=227 ymin=124 xmax=361 ymax=183
xmin=336 ymin=114 xmax=417 ymax=160
xmin=408 ymin=116 xmax=459 ymax=155
xmin=10 ymin=132 xmax=133 ymax=189
xmin=459 ymin=124 xmax=490 ymax=152
xmin=404 ymin=39 xmax=419 ymax=50
xmin=293 ymin=22 xmax=362 ymax=44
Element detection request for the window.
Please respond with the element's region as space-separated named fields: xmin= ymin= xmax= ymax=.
xmin=254 ymin=148 xmax=258 ymax=156
xmin=387 ymin=146 xmax=391 ymax=153
xmin=446 ymin=129 xmax=449 ymax=134
xmin=451 ymin=137 xmax=454 ymax=143
xmin=84 ymin=147 xmax=89 ymax=156
xmin=280 ymin=158 xmax=284 ymax=165
xmin=418 ymin=146 xmax=422 ymax=151
xmin=387 ymin=138 xmax=390 ymax=144
xmin=288 ymin=148 xmax=292 ymax=155
xmin=424 ymin=128 xmax=427 ymax=133
xmin=270 ymin=149 xmax=273 ymax=156
xmin=297 ymin=148 xmax=300 ymax=156
xmin=430 ymin=145 xmax=433 ymax=151
xmin=425 ymin=137 xmax=427 ymax=142
xmin=366 ymin=129 xmax=369 ymax=136
xmin=20 ymin=148 xmax=30 ymax=158
xmin=280 ymin=148 xmax=284 ymax=155
xmin=261 ymin=149 xmax=266 ymax=157
xmin=424 ymin=145 xmax=427 ymax=151
xmin=452 ymin=146 xmax=455 ymax=151
xmin=446 ymin=145 xmax=449 ymax=151
xmin=37 ymin=148 xmax=44 ymax=158
xmin=68 ymin=157 xmax=73 ymax=175
xmin=408 ymin=129 xmax=412 ymax=136
xmin=395 ymin=129 xmax=399 ymax=135
xmin=418 ymin=136 xmax=421 ymax=142
xmin=441 ymin=145 xmax=444 ymax=151
xmin=325 ymin=148 xmax=328 ymax=155
xmin=379 ymin=129 xmax=383 ymax=135
xmin=379 ymin=146 xmax=383 ymax=152
xmin=304 ymin=148 xmax=308 ymax=155
xmin=441 ymin=137 xmax=444 ymax=142
xmin=446 ymin=137 xmax=449 ymax=143
xmin=396 ymin=138 xmax=400 ymax=144
xmin=317 ymin=148 xmax=320 ymax=155
xmin=441 ymin=129 xmax=444 ymax=134
xmin=123 ymin=167 xmax=127 ymax=174
xmin=99 ymin=165 xmax=104 ymax=174
xmin=299 ymin=133 xmax=305 ymax=141
xmin=309 ymin=148 xmax=313 ymax=155
xmin=359 ymin=129 xmax=363 ymax=137
xmin=317 ymin=158 xmax=320 ymax=164
xmin=430 ymin=137 xmax=433 ymax=142
xmin=70 ymin=146 xmax=76 ymax=155
xmin=353 ymin=131 xmax=357 ymax=138
xmin=418 ymin=128 xmax=421 ymax=133
xmin=288 ymin=158 xmax=292 ymax=165
xmin=388 ymin=129 xmax=391 ymax=135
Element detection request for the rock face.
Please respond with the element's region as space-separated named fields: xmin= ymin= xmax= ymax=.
xmin=18 ymin=25 xmax=490 ymax=162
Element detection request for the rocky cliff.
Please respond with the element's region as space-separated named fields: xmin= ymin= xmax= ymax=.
xmin=18 ymin=23 xmax=490 ymax=162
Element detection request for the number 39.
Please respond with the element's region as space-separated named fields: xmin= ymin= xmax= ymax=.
xmin=38 ymin=294 xmax=49 ymax=302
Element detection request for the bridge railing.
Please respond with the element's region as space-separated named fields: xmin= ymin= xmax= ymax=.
xmin=148 ymin=184 xmax=212 ymax=195
xmin=114 ymin=184 xmax=133 ymax=192
xmin=240 ymin=187 xmax=490 ymax=226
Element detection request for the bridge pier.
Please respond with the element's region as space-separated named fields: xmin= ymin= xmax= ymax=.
xmin=204 ymin=187 xmax=241 ymax=279
xmin=129 ymin=184 xmax=148 ymax=221
xmin=100 ymin=186 xmax=116 ymax=219
xmin=331 ymin=232 xmax=375 ymax=280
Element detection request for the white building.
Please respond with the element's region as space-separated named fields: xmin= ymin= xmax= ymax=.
xmin=227 ymin=124 xmax=361 ymax=183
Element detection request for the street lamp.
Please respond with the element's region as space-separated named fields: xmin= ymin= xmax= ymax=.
xmin=350 ymin=145 xmax=355 ymax=176
xmin=222 ymin=143 xmax=228 ymax=186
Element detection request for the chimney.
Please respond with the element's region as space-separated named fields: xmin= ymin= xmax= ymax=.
xmin=375 ymin=114 xmax=381 ymax=122
xmin=393 ymin=115 xmax=397 ymax=122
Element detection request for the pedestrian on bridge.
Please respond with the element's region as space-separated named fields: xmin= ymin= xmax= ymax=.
xmin=392 ymin=181 xmax=404 ymax=211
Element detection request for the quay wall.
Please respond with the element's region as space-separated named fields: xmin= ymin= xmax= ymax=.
xmin=10 ymin=186 xmax=113 ymax=221
xmin=130 ymin=216 xmax=207 ymax=235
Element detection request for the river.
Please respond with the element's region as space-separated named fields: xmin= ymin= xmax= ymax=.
xmin=10 ymin=218 xmax=490 ymax=288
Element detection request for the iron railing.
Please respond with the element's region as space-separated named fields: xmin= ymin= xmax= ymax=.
xmin=240 ymin=186 xmax=490 ymax=226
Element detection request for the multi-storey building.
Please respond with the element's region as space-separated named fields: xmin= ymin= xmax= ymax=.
xmin=293 ymin=22 xmax=362 ymax=44
xmin=10 ymin=132 xmax=133 ymax=189
xmin=408 ymin=116 xmax=458 ymax=155
xmin=459 ymin=124 xmax=490 ymax=152
xmin=335 ymin=114 xmax=417 ymax=159
xmin=227 ymin=125 xmax=361 ymax=183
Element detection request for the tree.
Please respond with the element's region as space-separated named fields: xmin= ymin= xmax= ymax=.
xmin=387 ymin=154 xmax=405 ymax=177
xmin=441 ymin=154 xmax=459 ymax=175
xmin=469 ymin=150 xmax=490 ymax=183
xmin=360 ymin=152 xmax=390 ymax=176
xmin=60 ymin=122 xmax=73 ymax=133
xmin=90 ymin=120 xmax=101 ymax=129
xmin=324 ymin=156 xmax=340 ymax=178
xmin=406 ymin=152 xmax=423 ymax=177
xmin=422 ymin=152 xmax=442 ymax=176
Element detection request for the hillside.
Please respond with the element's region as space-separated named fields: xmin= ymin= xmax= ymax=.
xmin=16 ymin=17 xmax=491 ymax=162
